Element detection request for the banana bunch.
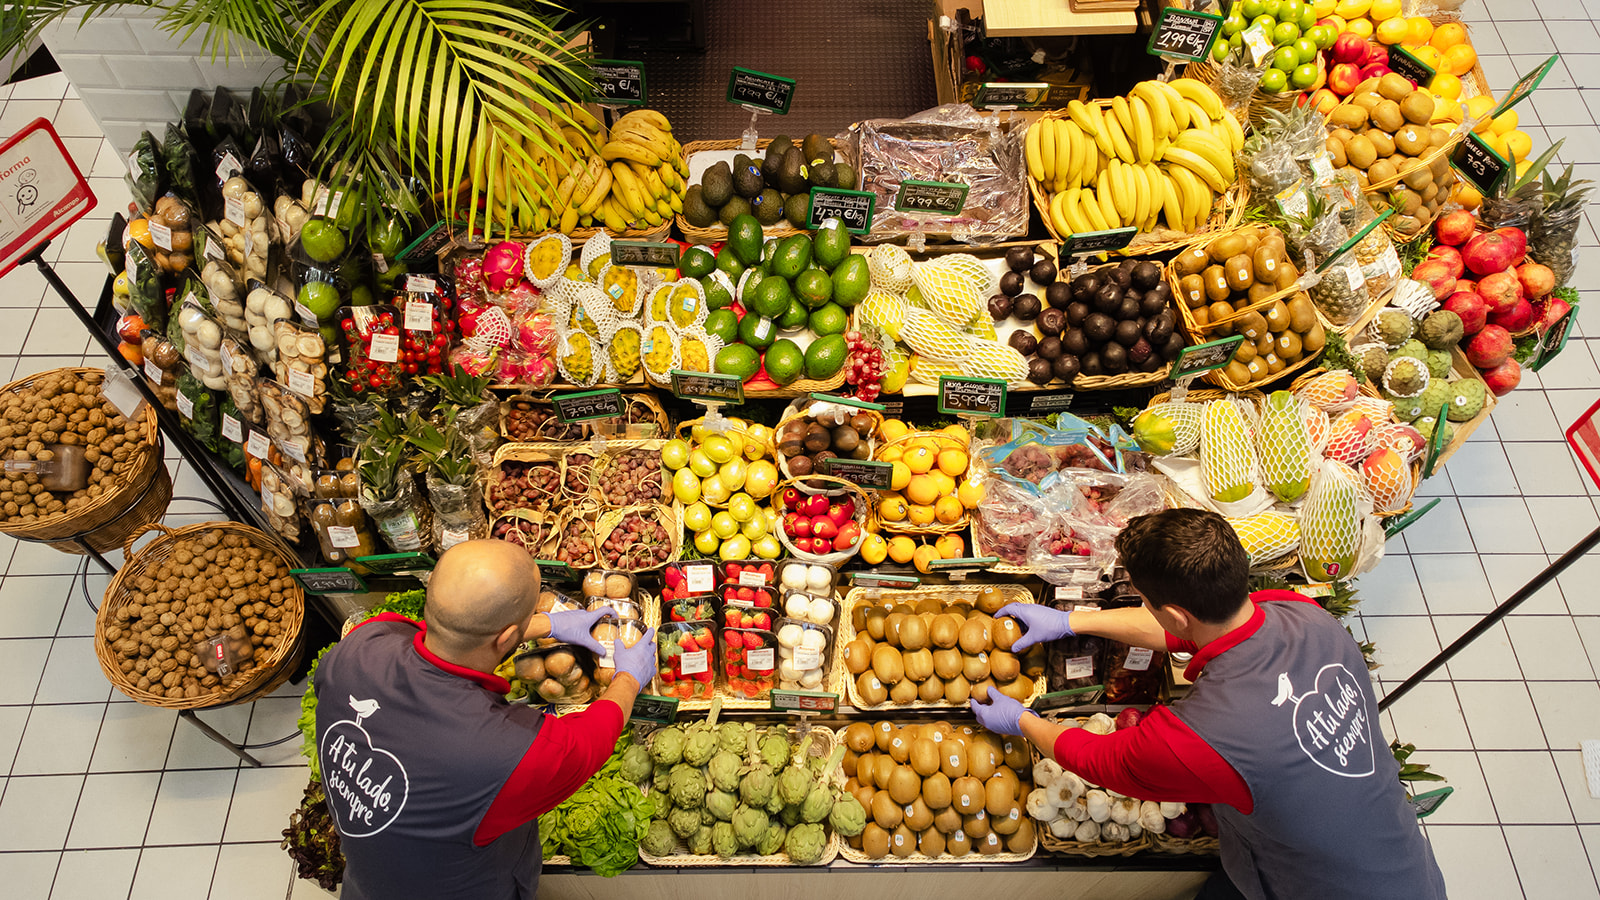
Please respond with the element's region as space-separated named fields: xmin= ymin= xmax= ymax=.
xmin=1026 ymin=78 xmax=1245 ymax=237
xmin=468 ymin=106 xmax=689 ymax=238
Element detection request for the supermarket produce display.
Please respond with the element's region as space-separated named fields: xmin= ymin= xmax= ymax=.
xmin=22 ymin=0 xmax=1574 ymax=890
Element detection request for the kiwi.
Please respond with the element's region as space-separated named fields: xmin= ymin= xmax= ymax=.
xmin=1378 ymin=72 xmax=1413 ymax=101
xmin=941 ymin=740 xmax=969 ymax=778
xmin=943 ymin=674 xmax=972 ymax=704
xmin=988 ymin=649 xmax=1021 ymax=683
xmin=1345 ymin=134 xmax=1377 ymax=169
xmin=922 ymin=771 xmax=952 ymax=809
xmin=917 ymin=676 xmax=945 ymax=702
xmin=1366 ymin=129 xmax=1396 ymax=159
xmin=952 ymin=776 xmax=984 ymax=814
xmin=889 ymin=765 xmax=922 ymax=805
xmin=904 ymin=797 xmax=934 ymax=832
xmin=857 ymin=670 xmax=888 ymax=705
xmin=862 ymin=823 xmax=891 ymax=859
xmin=919 ymin=828 xmax=946 ymax=857
xmin=1203 ymin=265 xmax=1231 ymax=302
xmin=1370 ymin=100 xmax=1404 ymax=134
xmin=1178 ymin=274 xmax=1206 ymax=308
xmin=889 ymin=678 xmax=919 ymax=704
xmin=1173 ymin=245 xmax=1210 ymax=276
xmin=899 ymin=615 xmax=929 ymax=651
xmin=1223 ymin=254 xmax=1254 ymax=292
xmin=872 ymin=790 xmax=904 ymax=830
xmin=845 ymin=721 xmax=875 ymax=752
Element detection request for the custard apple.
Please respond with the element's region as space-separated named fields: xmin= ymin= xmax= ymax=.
xmin=1417 ymin=379 xmax=1453 ymax=419
xmin=1358 ymin=344 xmax=1390 ymax=384
xmin=1418 ymin=309 xmax=1464 ymax=351
xmin=1387 ymin=390 xmax=1425 ymax=422
xmin=1416 ymin=415 xmax=1454 ymax=447
xmin=1375 ymin=308 xmax=1415 ymax=347
xmin=1426 ymin=348 xmax=1452 ymax=379
xmin=1447 ymin=379 xmax=1487 ymax=422
xmin=1392 ymin=339 xmax=1429 ymax=366
xmin=1382 ymin=356 xmax=1430 ymax=398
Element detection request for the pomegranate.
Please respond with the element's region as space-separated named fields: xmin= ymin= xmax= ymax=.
xmin=1443 ymin=290 xmax=1489 ymax=334
xmin=1425 ymin=245 xmax=1465 ymax=278
xmin=1535 ymin=296 xmax=1573 ymax=335
xmin=1517 ymin=261 xmax=1555 ymax=299
xmin=1481 ymin=358 xmax=1522 ymax=396
xmin=1476 ymin=270 xmax=1524 ymax=315
xmin=1114 ymin=707 xmax=1145 ymax=730
xmin=1462 ymin=229 xmax=1523 ymax=276
xmin=1488 ymin=297 xmax=1534 ymax=333
xmin=1411 ymin=258 xmax=1458 ymax=300
xmin=1494 ymin=227 xmax=1528 ymax=266
xmin=1433 ymin=209 xmax=1477 ymax=247
xmin=1465 ymin=324 xmax=1513 ymax=369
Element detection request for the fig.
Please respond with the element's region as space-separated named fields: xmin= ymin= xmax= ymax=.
xmin=1062 ymin=328 xmax=1089 ymax=357
xmin=1094 ymin=284 xmax=1123 ymax=314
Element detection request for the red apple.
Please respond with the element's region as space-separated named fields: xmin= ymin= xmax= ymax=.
xmin=1443 ymin=291 xmax=1489 ymax=335
xmin=1360 ymin=63 xmax=1392 ymax=82
xmin=1466 ymin=324 xmax=1513 ymax=368
xmin=1425 ymin=245 xmax=1464 ymax=279
xmin=1327 ymin=63 xmax=1364 ymax=96
xmin=1307 ymin=87 xmax=1340 ymax=113
xmin=1331 ymin=32 xmax=1369 ymax=65
xmin=1535 ymin=296 xmax=1573 ymax=335
xmin=1412 ymin=258 xmax=1458 ymax=300
xmin=811 ymin=518 xmax=839 ymax=541
xmin=1517 ymin=261 xmax=1555 ymax=299
xmin=1433 ymin=209 xmax=1477 ymax=247
xmin=1488 ymin=297 xmax=1534 ymax=333
xmin=1477 ymin=270 xmax=1523 ymax=315
xmin=1481 ymin=357 xmax=1522 ymax=396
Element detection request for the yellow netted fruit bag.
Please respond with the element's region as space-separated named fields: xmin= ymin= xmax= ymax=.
xmin=910 ymin=260 xmax=984 ymax=328
xmin=1226 ymin=511 xmax=1301 ymax=566
xmin=868 ymin=244 xmax=914 ymax=293
xmin=1256 ymin=391 xmax=1313 ymax=503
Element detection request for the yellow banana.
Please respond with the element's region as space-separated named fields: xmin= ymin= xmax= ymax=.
xmin=1026 ymin=121 xmax=1047 ymax=182
xmin=1061 ymin=188 xmax=1092 ymax=234
xmin=611 ymin=122 xmax=673 ymax=156
xmin=1218 ymin=110 xmax=1246 ymax=155
xmin=1170 ymin=78 xmax=1225 ymax=120
xmin=1161 ymin=170 xmax=1185 ymax=232
xmin=1133 ymin=81 xmax=1174 ymax=140
xmin=1098 ymin=175 xmax=1120 ymax=228
xmin=1111 ymin=96 xmax=1134 ymax=135
xmin=616 ymin=109 xmax=672 ymax=134
xmin=1083 ymin=101 xmax=1114 ymax=159
xmin=1174 ymin=130 xmax=1236 ymax=183
xmin=1107 ymin=160 xmax=1132 ymax=222
xmin=1169 ymin=165 xmax=1210 ymax=232
xmin=1082 ymin=188 xmax=1111 ymax=231
xmin=1154 ymin=80 xmax=1190 ymax=131
xmin=600 ymin=198 xmax=626 ymax=233
xmin=600 ymin=140 xmax=661 ymax=167
xmin=1144 ymin=163 xmax=1166 ymax=230
xmin=1050 ymin=190 xmax=1075 ymax=236
xmin=1067 ymin=100 xmax=1097 ymax=137
xmin=1040 ymin=119 xmax=1057 ymax=184
xmin=1059 ymin=120 xmax=1080 ymax=190
xmin=1079 ymin=132 xmax=1100 ymax=187
xmin=577 ymin=163 xmax=612 ymax=215
xmin=560 ymin=206 xmax=579 ymax=234
xmin=1130 ymin=95 xmax=1155 ymax=164
xmin=1182 ymin=100 xmax=1214 ymax=133
xmin=1129 ymin=161 xmax=1149 ymax=227
xmin=1103 ymin=110 xmax=1136 ymax=164
xmin=610 ymin=162 xmax=649 ymax=217
xmin=1163 ymin=146 xmax=1230 ymax=193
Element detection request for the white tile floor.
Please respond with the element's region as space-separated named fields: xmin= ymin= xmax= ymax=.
xmin=0 ymin=3 xmax=1598 ymax=896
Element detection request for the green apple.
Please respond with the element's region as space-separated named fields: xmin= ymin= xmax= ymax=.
xmin=683 ymin=501 xmax=712 ymax=533
xmin=1271 ymin=21 xmax=1300 ymax=45
xmin=1272 ymin=46 xmax=1299 ymax=71
xmin=299 ymin=218 xmax=347 ymax=264
xmin=1260 ymin=68 xmax=1290 ymax=92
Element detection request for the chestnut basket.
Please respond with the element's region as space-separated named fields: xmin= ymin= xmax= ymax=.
xmin=1030 ymin=715 xmax=1154 ymax=858
xmin=773 ymin=475 xmax=871 ymax=567
xmin=0 ymin=367 xmax=167 ymax=551
xmin=1288 ymin=366 xmax=1424 ymax=519
xmin=550 ymin=502 xmax=603 ymax=571
xmin=674 ymin=138 xmax=843 ymax=244
xmin=593 ymin=503 xmax=681 ymax=573
xmin=870 ymin=430 xmax=971 ymax=536
xmin=95 ymin=521 xmax=306 ymax=710
xmin=636 ymin=723 xmax=842 ymax=866
xmin=835 ymin=584 xmax=1044 ymax=711
xmin=1164 ymin=227 xmax=1324 ymax=392
xmin=771 ymin=400 xmax=884 ymax=493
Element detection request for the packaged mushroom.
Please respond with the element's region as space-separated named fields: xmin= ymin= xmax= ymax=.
xmin=138 ymin=329 xmax=181 ymax=411
xmin=213 ymin=175 xmax=274 ymax=283
xmin=271 ymin=318 xmax=329 ymax=414
xmin=174 ymin=297 xmax=229 ymax=391
xmin=244 ymin=285 xmax=294 ymax=366
xmin=220 ymin=335 xmax=262 ymax=425
xmin=274 ymin=192 xmax=311 ymax=246
xmin=203 ymin=256 xmax=248 ymax=334
xmin=257 ymin=377 xmax=323 ymax=469
xmin=259 ymin=459 xmax=306 ymax=544
xmin=777 ymin=618 xmax=833 ymax=691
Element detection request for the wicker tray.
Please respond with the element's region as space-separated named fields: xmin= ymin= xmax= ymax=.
xmin=675 ymin=138 xmax=843 ymax=243
xmin=773 ymin=475 xmax=872 ymax=567
xmin=638 ymin=723 xmax=841 ymax=866
xmin=836 ymin=584 xmax=1043 ymax=711
xmin=1029 ymin=714 xmax=1158 ymax=857
xmin=1149 ymin=831 xmax=1221 ymax=855
xmin=95 ymin=521 xmax=305 ymax=709
xmin=871 ymin=430 xmax=969 ymax=536
xmin=772 ymin=400 xmax=884 ymax=491
xmin=0 ymin=367 xmax=165 ymax=547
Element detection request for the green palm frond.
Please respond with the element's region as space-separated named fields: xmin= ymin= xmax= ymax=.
xmin=156 ymin=0 xmax=299 ymax=62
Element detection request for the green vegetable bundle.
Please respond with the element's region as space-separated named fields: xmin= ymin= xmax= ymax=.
xmin=538 ymin=729 xmax=656 ymax=876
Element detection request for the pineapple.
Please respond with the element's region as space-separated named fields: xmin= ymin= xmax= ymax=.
xmin=1532 ymin=163 xmax=1594 ymax=288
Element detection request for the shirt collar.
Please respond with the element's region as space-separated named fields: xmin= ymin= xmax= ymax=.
xmin=1183 ymin=602 xmax=1265 ymax=682
xmin=370 ymin=615 xmax=512 ymax=694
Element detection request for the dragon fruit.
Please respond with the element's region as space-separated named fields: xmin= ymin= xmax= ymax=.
xmin=482 ymin=240 xmax=525 ymax=292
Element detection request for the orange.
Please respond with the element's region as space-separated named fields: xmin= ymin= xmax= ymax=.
xmin=907 ymin=504 xmax=936 ymax=527
xmin=878 ymin=419 xmax=910 ymax=442
xmin=860 ymin=533 xmax=888 ymax=565
xmin=1430 ymin=22 xmax=1468 ymax=50
xmin=1504 ymin=129 xmax=1532 ymax=163
xmin=879 ymin=445 xmax=904 ymax=464
xmin=1347 ymin=17 xmax=1373 ymax=38
xmin=879 ymin=494 xmax=909 ymax=522
xmin=940 ymin=423 xmax=970 ymax=445
xmin=1375 ymin=17 xmax=1408 ymax=45
xmin=906 ymin=474 xmax=940 ymax=507
xmin=1369 ymin=0 xmax=1401 ymax=21
xmin=1431 ymin=73 xmax=1463 ymax=101
xmin=904 ymin=445 xmax=936 ymax=475
xmin=929 ymin=470 xmax=956 ymax=497
xmin=887 ymin=535 xmax=917 ymax=564
xmin=1405 ymin=16 xmax=1433 ymax=46
xmin=1490 ymin=108 xmax=1518 ymax=135
xmin=1442 ymin=44 xmax=1476 ymax=77
xmin=936 ymin=448 xmax=969 ymax=477
xmin=912 ymin=545 xmax=939 ymax=574
xmin=956 ymin=478 xmax=984 ymax=509
xmin=1482 ymin=131 xmax=1510 ymax=160
xmin=890 ymin=460 xmax=911 ymax=491
xmin=124 ymin=218 xmax=153 ymax=249
xmin=934 ymin=533 xmax=965 ymax=559
xmin=934 ymin=496 xmax=964 ymax=525
xmin=1410 ymin=46 xmax=1442 ymax=71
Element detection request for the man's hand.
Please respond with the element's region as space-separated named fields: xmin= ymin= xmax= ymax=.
xmin=612 ymin=628 xmax=658 ymax=691
xmin=542 ymin=608 xmax=610 ymax=655
xmin=996 ymin=602 xmax=1075 ymax=652
xmin=969 ymin=685 xmax=1033 ymax=736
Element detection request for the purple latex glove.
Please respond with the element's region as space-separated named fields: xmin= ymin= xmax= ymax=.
xmin=544 ymin=608 xmax=609 ymax=654
xmin=612 ymin=627 xmax=659 ymax=691
xmin=995 ymin=602 xmax=1075 ymax=653
xmin=969 ymin=686 xmax=1033 ymax=737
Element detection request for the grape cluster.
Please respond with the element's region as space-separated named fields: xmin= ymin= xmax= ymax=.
xmin=843 ymin=330 xmax=887 ymax=402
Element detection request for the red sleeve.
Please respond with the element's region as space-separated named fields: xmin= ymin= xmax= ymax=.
xmin=1165 ymin=632 xmax=1197 ymax=654
xmin=1051 ymin=705 xmax=1254 ymax=813
xmin=473 ymin=699 xmax=627 ymax=846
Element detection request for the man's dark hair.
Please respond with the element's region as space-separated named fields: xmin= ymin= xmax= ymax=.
xmin=1114 ymin=509 xmax=1250 ymax=624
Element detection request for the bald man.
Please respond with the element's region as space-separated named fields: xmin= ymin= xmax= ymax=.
xmin=314 ymin=540 xmax=657 ymax=900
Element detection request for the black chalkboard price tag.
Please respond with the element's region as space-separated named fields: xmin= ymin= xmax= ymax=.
xmin=671 ymin=369 xmax=745 ymax=404
xmin=1063 ymin=226 xmax=1138 ymax=259
xmin=938 ymin=375 xmax=1006 ymax=417
xmin=822 ymin=458 xmax=896 ymax=490
xmin=588 ymin=60 xmax=646 ymax=106
xmin=1387 ymin=45 xmax=1436 ymax=89
xmin=848 ymin=572 xmax=921 ymax=589
xmin=533 ymin=559 xmax=579 ymax=582
xmin=1529 ymin=305 xmax=1575 ymax=373
xmin=553 ymin=388 xmax=624 ymax=422
xmin=631 ymin=694 xmax=680 ymax=724
xmin=1171 ymin=335 xmax=1245 ymax=380
xmin=1147 ymin=7 xmax=1225 ymax=62
xmin=894 ymin=180 xmax=970 ymax=214
xmin=1020 ymin=389 xmax=1075 ymax=416
xmin=1032 ymin=684 xmax=1106 ymax=711
xmin=808 ymin=392 xmax=885 ymax=412
xmin=353 ymin=552 xmax=436 ymax=575
xmin=610 ymin=241 xmax=679 ymax=268
xmin=770 ymin=689 xmax=839 ymax=713
xmin=807 ymin=187 xmax=875 ymax=234
xmin=727 ymin=67 xmax=795 ymax=115
xmin=1451 ymin=131 xmax=1510 ymax=197
xmin=291 ymin=568 xmax=367 ymax=595
xmin=971 ymin=82 xmax=1049 ymax=110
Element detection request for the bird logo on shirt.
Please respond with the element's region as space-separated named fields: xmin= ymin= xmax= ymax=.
xmin=349 ymin=696 xmax=380 ymax=725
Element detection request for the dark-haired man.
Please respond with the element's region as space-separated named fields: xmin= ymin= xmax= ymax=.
xmin=970 ymin=508 xmax=1445 ymax=900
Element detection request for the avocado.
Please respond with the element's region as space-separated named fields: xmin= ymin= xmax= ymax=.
xmin=772 ymin=234 xmax=812 ymax=280
xmin=802 ymin=134 xmax=834 ymax=167
xmin=682 ymin=185 xmax=718 ymax=228
xmin=777 ymin=298 xmax=809 ymax=331
xmin=701 ymin=161 xmax=733 ymax=207
xmin=808 ymin=160 xmax=837 ymax=188
xmin=784 ymin=192 xmax=810 ymax=228
xmin=834 ymin=163 xmax=857 ymax=190
xmin=776 ymin=146 xmax=809 ymax=195
xmin=727 ymin=214 xmax=765 ymax=266
xmin=718 ymin=195 xmax=752 ymax=225
xmin=732 ymin=157 xmax=764 ymax=199
xmin=751 ymin=188 xmax=784 ymax=225
xmin=762 ymin=136 xmax=793 ymax=181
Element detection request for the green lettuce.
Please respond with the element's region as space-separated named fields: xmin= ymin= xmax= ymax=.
xmin=538 ymin=729 xmax=656 ymax=876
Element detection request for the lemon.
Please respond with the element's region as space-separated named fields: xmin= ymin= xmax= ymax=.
xmin=701 ymin=475 xmax=732 ymax=506
xmin=744 ymin=425 xmax=772 ymax=458
xmin=702 ymin=434 xmax=735 ymax=464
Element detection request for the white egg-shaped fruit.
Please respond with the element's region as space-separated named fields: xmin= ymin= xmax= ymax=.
xmin=785 ymin=593 xmax=809 ymax=618
xmin=806 ymin=565 xmax=833 ymax=592
xmin=806 ymin=597 xmax=834 ymax=625
xmin=777 ymin=623 xmax=804 ymax=648
xmin=799 ymin=668 xmax=824 ymax=688
xmin=778 ymin=659 xmax=800 ymax=681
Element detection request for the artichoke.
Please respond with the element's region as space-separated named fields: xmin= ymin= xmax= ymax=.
xmin=717 ymin=721 xmax=750 ymax=754
xmin=828 ymin=793 xmax=866 ymax=837
xmin=620 ymin=744 xmax=652 ymax=784
xmin=651 ymin=727 xmax=685 ymax=765
xmin=684 ymin=729 xmax=717 ymax=768
xmin=784 ymin=822 xmax=827 ymax=864
xmin=732 ymin=804 xmax=770 ymax=849
xmin=652 ymin=763 xmax=671 ymax=792
xmin=756 ymin=822 xmax=787 ymax=856
xmin=708 ymin=750 xmax=743 ymax=793
xmin=689 ymin=824 xmax=714 ymax=856
xmin=739 ymin=764 xmax=775 ymax=808
xmin=778 ymin=759 xmax=813 ymax=807
xmin=757 ymin=729 xmax=791 ymax=771
xmin=711 ymin=821 xmax=739 ymax=859
xmin=780 ymin=804 xmax=802 ymax=827
xmin=767 ymin=789 xmax=786 ymax=815
xmin=641 ymin=819 xmax=677 ymax=857
xmin=706 ymin=789 xmax=738 ymax=822
xmin=653 ymin=801 xmax=669 ymax=821
xmin=668 ymin=806 xmax=701 ymax=840
xmin=701 ymin=807 xmax=715 ymax=825
xmin=669 ymin=764 xmax=707 ymax=809
xmin=799 ymin=784 xmax=833 ymax=824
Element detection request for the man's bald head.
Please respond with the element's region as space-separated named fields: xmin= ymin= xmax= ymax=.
xmin=425 ymin=540 xmax=542 ymax=655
